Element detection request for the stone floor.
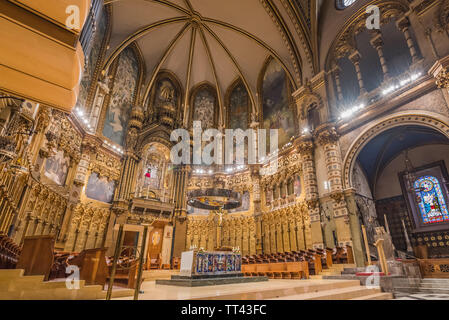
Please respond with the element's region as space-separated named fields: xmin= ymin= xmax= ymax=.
xmin=394 ymin=293 xmax=449 ymax=300
xmin=114 ymin=279 xmax=390 ymax=300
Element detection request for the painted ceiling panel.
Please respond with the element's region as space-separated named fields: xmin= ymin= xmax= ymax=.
xmin=206 ymin=23 xmax=267 ymax=98
xmin=108 ymin=0 xmax=183 ymax=55
xmin=202 ymin=30 xmax=238 ymax=106
xmin=160 ymin=26 xmax=193 ymax=93
xmin=189 ymin=28 xmax=215 ymax=90
xmin=188 ymin=0 xmax=296 ymax=77
xmin=136 ymin=22 xmax=187 ymax=78
xmin=106 ymin=0 xmax=308 ymax=114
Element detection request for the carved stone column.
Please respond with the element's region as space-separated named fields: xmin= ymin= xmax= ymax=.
xmin=172 ymin=164 xmax=190 ymax=258
xmin=370 ymin=32 xmax=390 ymax=81
xmin=332 ymin=65 xmax=344 ymax=103
xmin=297 ymin=138 xmax=323 ymax=249
xmin=344 ymin=188 xmax=366 ymax=267
xmin=348 ymin=51 xmax=367 ymax=96
xmin=316 ymin=126 xmax=365 ymax=266
xmin=396 ymin=17 xmax=420 ymax=64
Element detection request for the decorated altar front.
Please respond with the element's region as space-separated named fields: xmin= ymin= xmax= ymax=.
xmin=180 ymin=250 xmax=242 ymax=277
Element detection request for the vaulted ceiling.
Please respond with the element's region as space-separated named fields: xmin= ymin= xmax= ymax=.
xmin=102 ymin=0 xmax=319 ymax=110
xmin=357 ymin=125 xmax=449 ymax=192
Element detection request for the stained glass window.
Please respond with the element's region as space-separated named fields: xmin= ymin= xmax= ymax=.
xmin=414 ymin=175 xmax=449 ymax=224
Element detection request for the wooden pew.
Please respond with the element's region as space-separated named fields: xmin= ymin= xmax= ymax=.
xmin=323 ymin=248 xmax=333 ymax=268
xmin=242 ymin=264 xmax=254 ymax=276
xmin=16 ymin=235 xmax=54 ymax=281
xmin=287 ymin=261 xmax=309 ymax=279
xmin=257 ymin=264 xmax=272 ymax=277
xmin=242 ymin=261 xmax=309 ymax=279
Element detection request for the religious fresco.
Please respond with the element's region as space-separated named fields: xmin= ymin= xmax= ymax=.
xmin=44 ymin=150 xmax=70 ymax=186
xmin=85 ymin=172 xmax=116 ymax=203
xmin=414 ymin=175 xmax=449 ymax=224
xmin=75 ymin=11 xmax=107 ymax=111
xmin=229 ymin=83 xmax=248 ymax=130
xmin=193 ymin=87 xmax=215 ymax=129
xmin=102 ymin=47 xmax=139 ymax=146
xmin=262 ymin=59 xmax=295 ymax=147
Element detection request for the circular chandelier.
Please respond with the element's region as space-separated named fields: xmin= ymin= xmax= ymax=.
xmin=187 ymin=188 xmax=242 ymax=211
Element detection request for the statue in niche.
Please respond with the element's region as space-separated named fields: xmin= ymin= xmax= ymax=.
xmin=154 ymin=79 xmax=177 ymax=124
xmin=159 ymin=80 xmax=175 ymax=103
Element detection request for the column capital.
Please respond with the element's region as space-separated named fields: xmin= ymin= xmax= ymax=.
xmin=429 ymin=56 xmax=449 ymax=89
xmin=348 ymin=50 xmax=362 ymax=65
xmin=315 ymin=126 xmax=339 ymax=146
xmin=343 ymin=187 xmax=357 ymax=197
xmin=369 ymin=32 xmax=384 ymax=48
xmin=436 ymin=68 xmax=449 ymax=89
xmin=396 ymin=16 xmax=410 ymax=32
xmin=296 ymin=139 xmax=314 ymax=155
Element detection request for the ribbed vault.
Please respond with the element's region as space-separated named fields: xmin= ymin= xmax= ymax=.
xmin=102 ymin=0 xmax=311 ymax=123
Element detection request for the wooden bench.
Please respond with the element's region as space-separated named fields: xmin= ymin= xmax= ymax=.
xmin=242 ymin=261 xmax=309 ymax=279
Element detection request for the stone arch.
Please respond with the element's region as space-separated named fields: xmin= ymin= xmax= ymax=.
xmin=325 ymin=0 xmax=410 ymax=70
xmin=342 ymin=110 xmax=449 ymax=190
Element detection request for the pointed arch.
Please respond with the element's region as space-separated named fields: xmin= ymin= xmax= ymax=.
xmin=146 ymin=69 xmax=184 ymax=124
xmin=225 ymin=77 xmax=250 ymax=130
xmin=257 ymin=56 xmax=297 ymax=147
xmin=189 ymin=81 xmax=219 ymax=129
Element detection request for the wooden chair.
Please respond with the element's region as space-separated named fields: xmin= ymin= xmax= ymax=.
xmin=148 ymin=253 xmax=161 ymax=269
xmin=172 ymin=257 xmax=180 ymax=270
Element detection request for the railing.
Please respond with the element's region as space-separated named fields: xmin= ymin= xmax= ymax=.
xmin=418 ymin=258 xmax=449 ymax=278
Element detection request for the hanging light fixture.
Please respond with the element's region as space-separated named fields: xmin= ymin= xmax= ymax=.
xmin=403 ymin=149 xmax=422 ymax=193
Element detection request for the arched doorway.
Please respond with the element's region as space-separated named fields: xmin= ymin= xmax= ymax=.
xmin=345 ymin=115 xmax=449 ymax=259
